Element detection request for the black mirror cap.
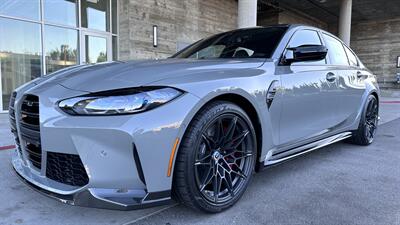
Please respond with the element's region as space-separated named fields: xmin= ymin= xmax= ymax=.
xmin=284 ymin=45 xmax=328 ymax=64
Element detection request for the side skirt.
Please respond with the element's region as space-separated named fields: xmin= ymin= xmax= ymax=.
xmin=263 ymin=132 xmax=352 ymax=167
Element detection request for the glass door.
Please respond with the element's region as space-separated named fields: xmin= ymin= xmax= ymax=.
xmin=80 ymin=31 xmax=112 ymax=64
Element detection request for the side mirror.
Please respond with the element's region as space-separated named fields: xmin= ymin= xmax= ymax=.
xmin=283 ymin=45 xmax=328 ymax=65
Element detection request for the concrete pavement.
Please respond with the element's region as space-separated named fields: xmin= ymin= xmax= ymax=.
xmin=1 ymin=118 xmax=399 ymax=225
xmin=137 ymin=120 xmax=400 ymax=225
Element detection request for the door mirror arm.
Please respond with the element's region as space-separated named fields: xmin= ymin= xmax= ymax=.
xmin=280 ymin=50 xmax=295 ymax=65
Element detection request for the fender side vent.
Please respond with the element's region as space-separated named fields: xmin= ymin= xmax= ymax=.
xmin=266 ymin=80 xmax=279 ymax=109
xmin=133 ymin=144 xmax=146 ymax=185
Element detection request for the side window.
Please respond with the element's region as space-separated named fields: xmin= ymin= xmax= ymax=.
xmin=322 ymin=33 xmax=350 ymax=66
xmin=343 ymin=45 xmax=358 ymax=67
xmin=288 ymin=29 xmax=325 ymax=65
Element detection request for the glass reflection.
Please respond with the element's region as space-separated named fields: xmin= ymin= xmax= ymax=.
xmin=85 ymin=36 xmax=107 ymax=63
xmin=0 ymin=18 xmax=41 ymax=110
xmin=111 ymin=0 xmax=117 ymax=34
xmin=112 ymin=36 xmax=118 ymax=61
xmin=45 ymin=25 xmax=78 ymax=74
xmin=0 ymin=0 xmax=40 ymax=20
xmin=81 ymin=0 xmax=110 ymax=31
xmin=44 ymin=0 xmax=77 ymax=27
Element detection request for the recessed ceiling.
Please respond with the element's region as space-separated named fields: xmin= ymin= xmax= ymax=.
xmin=263 ymin=0 xmax=400 ymax=24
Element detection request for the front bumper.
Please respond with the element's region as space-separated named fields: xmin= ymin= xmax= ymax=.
xmin=12 ymin=151 xmax=173 ymax=210
xmin=10 ymin=83 xmax=201 ymax=210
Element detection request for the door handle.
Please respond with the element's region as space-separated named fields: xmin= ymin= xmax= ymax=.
xmin=326 ymin=72 xmax=336 ymax=82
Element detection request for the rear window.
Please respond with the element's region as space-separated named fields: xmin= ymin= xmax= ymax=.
xmin=343 ymin=45 xmax=359 ymax=67
xmin=172 ymin=27 xmax=288 ymax=59
xmin=322 ymin=33 xmax=349 ymax=66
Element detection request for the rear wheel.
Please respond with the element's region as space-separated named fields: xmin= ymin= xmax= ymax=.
xmin=348 ymin=95 xmax=379 ymax=145
xmin=173 ymin=101 xmax=257 ymax=213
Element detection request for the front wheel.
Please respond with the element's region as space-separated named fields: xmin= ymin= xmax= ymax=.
xmin=348 ymin=95 xmax=379 ymax=145
xmin=173 ymin=101 xmax=257 ymax=213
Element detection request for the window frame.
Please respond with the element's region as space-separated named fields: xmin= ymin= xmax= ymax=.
xmin=80 ymin=0 xmax=110 ymax=32
xmin=0 ymin=0 xmax=41 ymax=21
xmin=44 ymin=25 xmax=79 ymax=74
xmin=0 ymin=17 xmax=42 ymax=111
xmin=0 ymin=0 xmax=119 ymax=113
xmin=0 ymin=0 xmax=118 ymax=74
xmin=43 ymin=0 xmax=78 ymax=27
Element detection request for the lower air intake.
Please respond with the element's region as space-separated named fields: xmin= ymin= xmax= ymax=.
xmin=46 ymin=152 xmax=89 ymax=187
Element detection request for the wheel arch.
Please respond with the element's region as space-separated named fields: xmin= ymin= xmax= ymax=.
xmin=210 ymin=94 xmax=263 ymax=171
xmin=369 ymin=90 xmax=380 ymax=117
xmin=370 ymin=91 xmax=379 ymax=104
xmin=352 ymin=87 xmax=380 ymax=131
xmin=172 ymin=92 xmax=264 ymax=179
xmin=364 ymin=89 xmax=380 ymax=113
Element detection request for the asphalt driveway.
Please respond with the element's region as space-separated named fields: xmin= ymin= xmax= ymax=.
xmin=0 ymin=109 xmax=399 ymax=225
xmin=130 ymin=118 xmax=400 ymax=225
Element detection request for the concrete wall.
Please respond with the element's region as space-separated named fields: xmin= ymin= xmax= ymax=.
xmin=118 ymin=0 xmax=237 ymax=60
xmin=278 ymin=10 xmax=328 ymax=30
xmin=351 ymin=18 xmax=400 ymax=87
xmin=257 ymin=9 xmax=327 ymax=30
xmin=257 ymin=11 xmax=279 ymax=26
xmin=257 ymin=7 xmax=399 ymax=88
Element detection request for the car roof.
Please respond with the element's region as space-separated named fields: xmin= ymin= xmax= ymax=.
xmin=227 ymin=24 xmax=335 ymax=39
xmin=258 ymin=24 xmax=346 ymax=46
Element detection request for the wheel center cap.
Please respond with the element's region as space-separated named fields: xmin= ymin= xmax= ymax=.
xmin=212 ymin=151 xmax=222 ymax=161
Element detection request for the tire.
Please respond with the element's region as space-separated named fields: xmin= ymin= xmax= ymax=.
xmin=173 ymin=101 xmax=257 ymax=213
xmin=348 ymin=95 xmax=379 ymax=145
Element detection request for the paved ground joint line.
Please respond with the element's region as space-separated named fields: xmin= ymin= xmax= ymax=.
xmin=381 ymin=101 xmax=400 ymax=104
xmin=121 ymin=203 xmax=179 ymax=225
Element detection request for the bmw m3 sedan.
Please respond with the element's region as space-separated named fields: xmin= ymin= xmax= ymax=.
xmin=10 ymin=24 xmax=379 ymax=213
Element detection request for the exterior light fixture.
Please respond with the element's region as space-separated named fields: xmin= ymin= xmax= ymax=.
xmin=397 ymin=56 xmax=400 ymax=68
xmin=153 ymin=25 xmax=158 ymax=47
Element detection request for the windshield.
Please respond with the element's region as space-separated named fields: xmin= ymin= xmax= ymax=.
xmin=172 ymin=27 xmax=287 ymax=59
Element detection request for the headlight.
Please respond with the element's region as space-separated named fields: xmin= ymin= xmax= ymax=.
xmin=59 ymin=87 xmax=183 ymax=115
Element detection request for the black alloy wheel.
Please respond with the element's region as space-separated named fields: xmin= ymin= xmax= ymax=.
xmin=349 ymin=95 xmax=379 ymax=145
xmin=173 ymin=101 xmax=257 ymax=212
xmin=194 ymin=113 xmax=254 ymax=205
xmin=364 ymin=95 xmax=379 ymax=143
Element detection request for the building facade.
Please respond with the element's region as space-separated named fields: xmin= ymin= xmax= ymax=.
xmin=1 ymin=0 xmax=399 ymax=112
xmin=0 ymin=0 xmax=237 ymax=112
xmin=118 ymin=0 xmax=237 ymax=60
xmin=0 ymin=0 xmax=119 ymax=112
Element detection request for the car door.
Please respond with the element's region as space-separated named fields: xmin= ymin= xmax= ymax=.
xmin=340 ymin=43 xmax=366 ymax=123
xmin=321 ymin=33 xmax=364 ymax=128
xmin=276 ymin=29 xmax=340 ymax=147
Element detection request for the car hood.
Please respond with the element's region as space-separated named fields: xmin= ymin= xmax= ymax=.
xmin=40 ymin=58 xmax=266 ymax=92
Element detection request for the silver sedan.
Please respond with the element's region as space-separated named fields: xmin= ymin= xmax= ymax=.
xmin=9 ymin=24 xmax=379 ymax=213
